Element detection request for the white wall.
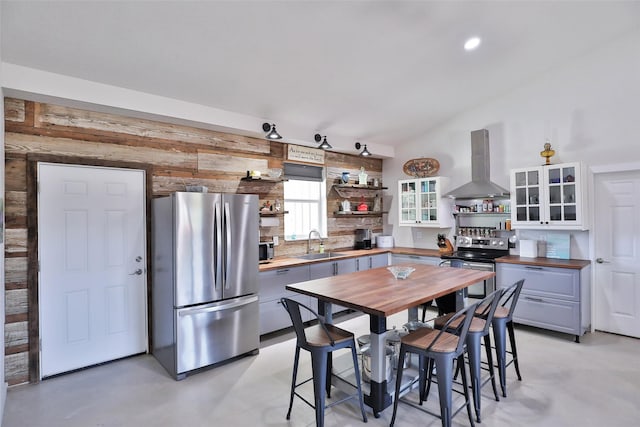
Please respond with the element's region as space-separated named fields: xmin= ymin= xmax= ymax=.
xmin=384 ymin=27 xmax=640 ymax=257
xmin=0 ymin=0 xmax=7 ymax=418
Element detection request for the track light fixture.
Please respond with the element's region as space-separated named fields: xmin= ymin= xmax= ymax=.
xmin=355 ymin=142 xmax=371 ymax=157
xmin=314 ymin=134 xmax=332 ymax=150
xmin=262 ymin=122 xmax=282 ymax=140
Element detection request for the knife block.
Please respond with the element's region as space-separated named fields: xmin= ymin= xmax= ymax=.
xmin=438 ymin=238 xmax=454 ymax=254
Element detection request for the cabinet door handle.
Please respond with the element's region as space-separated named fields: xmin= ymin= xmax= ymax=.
xmin=524 ymin=296 xmax=545 ymax=303
xmin=276 ymin=269 xmax=290 ymax=275
xmin=525 ymin=266 xmax=544 ymax=270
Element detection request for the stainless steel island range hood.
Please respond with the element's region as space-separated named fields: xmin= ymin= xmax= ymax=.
xmin=444 ymin=129 xmax=509 ymax=199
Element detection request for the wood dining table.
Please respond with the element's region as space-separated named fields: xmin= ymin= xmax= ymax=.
xmin=285 ymin=262 xmax=495 ymax=417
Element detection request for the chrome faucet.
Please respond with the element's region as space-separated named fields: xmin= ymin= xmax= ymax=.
xmin=307 ymin=229 xmax=324 ymax=253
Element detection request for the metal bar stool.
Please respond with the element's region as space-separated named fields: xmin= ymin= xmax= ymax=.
xmin=280 ymin=297 xmax=368 ymax=427
xmin=390 ymin=302 xmax=479 ymax=427
xmin=492 ymin=279 xmax=525 ymax=397
xmin=434 ymin=289 xmax=503 ymax=422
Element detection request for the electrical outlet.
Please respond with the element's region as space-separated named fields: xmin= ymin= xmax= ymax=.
xmin=273 ymin=236 xmax=279 ymax=246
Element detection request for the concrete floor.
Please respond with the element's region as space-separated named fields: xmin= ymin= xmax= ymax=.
xmin=3 ymin=310 xmax=639 ymax=427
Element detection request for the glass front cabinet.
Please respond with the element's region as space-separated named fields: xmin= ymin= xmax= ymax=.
xmin=398 ymin=177 xmax=452 ymax=227
xmin=510 ymin=162 xmax=587 ymax=230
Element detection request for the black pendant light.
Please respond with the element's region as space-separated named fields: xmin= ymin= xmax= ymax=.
xmin=355 ymin=142 xmax=371 ymax=157
xmin=262 ymin=122 xmax=282 ymax=140
xmin=315 ymin=134 xmax=332 ymax=150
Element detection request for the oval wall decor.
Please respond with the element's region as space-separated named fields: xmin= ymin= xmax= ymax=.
xmin=403 ymin=158 xmax=440 ymax=177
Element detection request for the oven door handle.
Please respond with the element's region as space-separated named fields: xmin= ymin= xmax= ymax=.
xmin=446 ymin=260 xmax=496 ymax=271
xmin=462 ymin=261 xmax=495 ymax=270
xmin=439 ymin=260 xmax=451 ymax=267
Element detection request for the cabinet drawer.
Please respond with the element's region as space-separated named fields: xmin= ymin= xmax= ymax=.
xmin=497 ymin=263 xmax=579 ymax=301
xmin=392 ymin=254 xmax=441 ymax=266
xmin=512 ymin=293 xmax=580 ymax=335
xmin=259 ymin=266 xmax=310 ymax=302
xmin=259 ymin=294 xmax=310 ymax=335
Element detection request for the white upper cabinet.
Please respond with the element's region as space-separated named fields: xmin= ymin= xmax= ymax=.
xmin=510 ymin=162 xmax=588 ymax=230
xmin=398 ymin=177 xmax=452 ymax=228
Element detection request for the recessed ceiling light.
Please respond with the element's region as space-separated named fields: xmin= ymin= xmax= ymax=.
xmin=464 ymin=37 xmax=481 ymax=51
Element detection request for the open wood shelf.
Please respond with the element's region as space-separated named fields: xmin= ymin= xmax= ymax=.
xmin=332 ymin=184 xmax=387 ymax=198
xmin=240 ymin=176 xmax=287 ymax=182
xmin=259 ymin=211 xmax=288 ymax=217
xmin=452 ymin=212 xmax=511 ymax=216
xmin=332 ymin=211 xmax=386 ymax=217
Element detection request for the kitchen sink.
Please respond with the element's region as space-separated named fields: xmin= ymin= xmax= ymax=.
xmin=295 ymin=252 xmax=348 ymax=260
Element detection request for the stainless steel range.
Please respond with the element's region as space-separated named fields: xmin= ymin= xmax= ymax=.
xmin=440 ymin=236 xmax=509 ymax=298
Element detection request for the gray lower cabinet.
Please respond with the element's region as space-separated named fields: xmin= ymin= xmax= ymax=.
xmin=356 ymin=253 xmax=390 ymax=271
xmin=309 ymin=258 xmax=358 ymax=314
xmin=258 ymin=265 xmax=310 ymax=335
xmin=258 ymin=254 xmax=393 ymax=335
xmin=309 ymin=257 xmax=358 ymax=278
xmin=496 ymin=263 xmax=591 ymax=341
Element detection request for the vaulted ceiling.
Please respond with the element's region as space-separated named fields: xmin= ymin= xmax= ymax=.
xmin=2 ymin=1 xmax=639 ymax=149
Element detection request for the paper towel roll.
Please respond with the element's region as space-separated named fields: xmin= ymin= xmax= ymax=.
xmin=519 ymin=240 xmax=538 ymax=258
xmin=259 ymin=217 xmax=279 ymax=227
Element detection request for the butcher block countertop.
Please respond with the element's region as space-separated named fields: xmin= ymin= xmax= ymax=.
xmin=259 ymin=247 xmax=442 ymax=272
xmin=259 ymin=246 xmax=590 ymax=272
xmin=495 ymin=256 xmax=591 ymax=269
xmin=389 ymin=247 xmax=444 ymax=257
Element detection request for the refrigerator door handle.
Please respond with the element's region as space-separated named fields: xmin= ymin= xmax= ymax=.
xmin=178 ymin=295 xmax=259 ymax=317
xmin=214 ymin=201 xmax=223 ymax=290
xmin=224 ymin=201 xmax=232 ymax=289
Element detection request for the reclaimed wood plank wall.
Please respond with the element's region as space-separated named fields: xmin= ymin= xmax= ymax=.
xmin=3 ymin=97 xmax=384 ymax=385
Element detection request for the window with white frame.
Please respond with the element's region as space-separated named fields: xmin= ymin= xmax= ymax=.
xmin=283 ymin=179 xmax=327 ymax=241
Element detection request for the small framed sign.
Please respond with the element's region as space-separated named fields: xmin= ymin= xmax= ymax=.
xmin=287 ymin=144 xmax=325 ymax=165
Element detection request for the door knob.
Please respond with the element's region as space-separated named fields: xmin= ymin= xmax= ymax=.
xmin=595 ymin=258 xmax=610 ymax=264
xmin=129 ymin=269 xmax=143 ymax=275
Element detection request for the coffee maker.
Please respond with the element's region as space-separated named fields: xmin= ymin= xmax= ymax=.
xmin=355 ymin=228 xmax=372 ymax=249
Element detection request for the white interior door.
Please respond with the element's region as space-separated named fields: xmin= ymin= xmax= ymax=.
xmin=594 ymin=170 xmax=640 ymax=338
xmin=38 ymin=163 xmax=147 ymax=377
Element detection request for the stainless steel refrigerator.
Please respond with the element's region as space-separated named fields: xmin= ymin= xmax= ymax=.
xmin=152 ymin=192 xmax=259 ymax=380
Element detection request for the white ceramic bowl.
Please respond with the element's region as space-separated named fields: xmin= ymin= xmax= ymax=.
xmin=267 ymin=168 xmax=282 ymax=179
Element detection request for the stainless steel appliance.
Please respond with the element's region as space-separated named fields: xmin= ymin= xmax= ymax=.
xmin=259 ymin=241 xmax=274 ymax=261
xmin=152 ymin=192 xmax=259 ymax=380
xmin=443 ymin=129 xmax=510 ymax=199
xmin=440 ymin=236 xmax=509 ymax=298
xmin=355 ymin=228 xmax=372 ymax=249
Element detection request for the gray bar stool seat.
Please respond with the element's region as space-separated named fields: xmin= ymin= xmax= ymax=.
xmin=434 ymin=289 xmax=503 ymax=422
xmin=492 ymin=279 xmax=525 ymax=397
xmin=390 ymin=302 xmax=479 ymax=427
xmin=280 ymin=297 xmax=368 ymax=427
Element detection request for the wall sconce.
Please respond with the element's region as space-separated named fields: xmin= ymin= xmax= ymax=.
xmin=355 ymin=142 xmax=371 ymax=157
xmin=314 ymin=134 xmax=332 ymax=150
xmin=262 ymin=122 xmax=282 ymax=140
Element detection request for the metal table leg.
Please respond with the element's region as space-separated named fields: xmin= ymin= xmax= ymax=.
xmin=364 ymin=315 xmax=392 ymax=417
